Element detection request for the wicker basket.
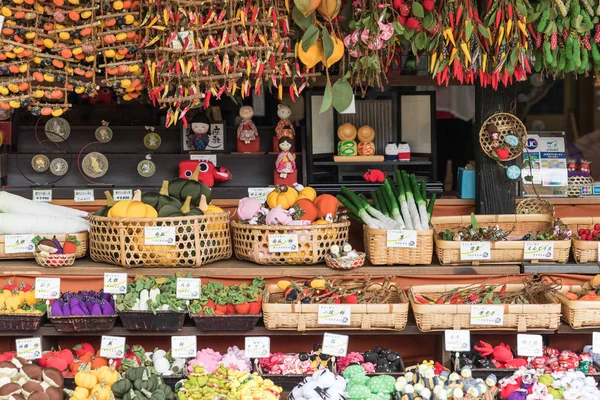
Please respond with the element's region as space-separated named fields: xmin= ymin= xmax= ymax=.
xmin=34 ymin=252 xmax=76 ymax=268
xmin=119 ymin=311 xmax=186 ymax=331
xmin=568 ymin=176 xmax=594 ymax=197
xmin=325 ymin=253 xmax=366 ymax=270
xmin=0 ymin=312 xmax=46 ymax=331
xmin=551 ymin=286 xmax=600 ymax=329
xmin=431 ymin=214 xmax=570 ymax=265
xmin=49 ymin=314 xmax=117 ymax=332
xmin=190 ymin=313 xmax=262 ymax=331
xmin=562 ymin=217 xmax=599 ymax=263
xmin=363 ymin=227 xmax=433 ymax=265
xmin=231 ymin=221 xmax=350 ymax=265
xmin=89 ymin=213 xmax=231 ymax=267
xmin=409 ymin=284 xmax=561 ymax=332
xmin=0 ymin=233 xmax=87 ymax=259
xmin=262 ymin=283 xmax=409 ymax=331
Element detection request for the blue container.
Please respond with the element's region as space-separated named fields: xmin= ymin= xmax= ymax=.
xmin=457 ymin=168 xmax=475 ymax=199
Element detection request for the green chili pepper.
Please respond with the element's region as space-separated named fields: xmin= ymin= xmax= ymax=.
xmin=558 ymin=48 xmax=567 ymax=70
xmin=566 ymin=59 xmax=575 ymax=73
xmin=544 ymin=41 xmax=554 ymax=64
xmin=566 ymin=36 xmax=574 ymax=60
xmin=537 ymin=9 xmax=551 ymax=32
xmin=592 ymin=43 xmax=600 ymax=64
xmin=582 ymin=11 xmax=594 ymax=30
xmin=574 ymin=40 xmax=582 ymax=68
xmin=581 ymin=48 xmax=590 ymax=72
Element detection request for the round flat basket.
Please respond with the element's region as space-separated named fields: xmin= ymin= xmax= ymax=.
xmin=34 ymin=253 xmax=76 ymax=268
xmin=479 ymin=112 xmax=527 ymax=162
xmin=325 ymin=253 xmax=366 ymax=270
xmin=568 ymin=176 xmax=594 ymax=197
xmin=516 ymin=198 xmax=555 ymax=216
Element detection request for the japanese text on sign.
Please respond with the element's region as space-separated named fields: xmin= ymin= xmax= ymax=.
xmin=386 ymin=230 xmax=418 ymax=248
xmin=517 ymin=334 xmax=543 ymax=357
xmin=460 ymin=242 xmax=491 ymax=260
xmin=33 ymin=190 xmax=52 ymax=202
xmin=100 ymin=336 xmax=126 ymax=359
xmin=318 ymin=305 xmax=351 ymax=326
xmin=248 ymin=188 xmax=275 ymax=204
xmin=444 ymin=330 xmax=470 ymax=352
xmin=104 ymin=273 xmax=127 ymax=294
xmin=35 ymin=278 xmax=60 ymax=299
xmin=144 ymin=227 xmax=176 ymax=246
xmin=4 ymin=235 xmax=35 ymax=254
xmin=171 ymin=336 xmax=197 ymax=358
xmin=74 ymin=189 xmax=94 ymax=202
xmin=113 ymin=190 xmax=133 ymax=201
xmin=16 ymin=338 xmax=42 ymax=360
xmin=470 ymin=305 xmax=505 ymax=326
xmin=245 ymin=337 xmax=271 ymax=358
xmin=322 ymin=333 xmax=348 ymax=357
xmin=523 ymin=241 xmax=555 ymax=260
xmin=176 ymin=278 xmax=201 ymax=299
xmin=268 ymin=234 xmax=299 ymax=253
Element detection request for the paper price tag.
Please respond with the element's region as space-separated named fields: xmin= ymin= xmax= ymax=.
xmin=176 ymin=278 xmax=201 ymax=299
xmin=322 ymin=333 xmax=348 ymax=357
xmin=104 ymin=273 xmax=127 ymax=294
xmin=74 ymin=189 xmax=94 ymax=202
xmin=248 ymin=187 xmax=275 ymax=204
xmin=386 ymin=230 xmax=418 ymax=248
xmin=34 ymin=278 xmax=60 ymax=299
xmin=444 ymin=330 xmax=470 ymax=352
xmin=318 ymin=305 xmax=351 ymax=326
xmin=33 ymin=189 xmax=52 ymax=202
xmin=4 ymin=235 xmax=35 ymax=254
xmin=460 ymin=242 xmax=491 ymax=261
xmin=0 ymin=16 xmax=5 ymax=32
xmin=171 ymin=336 xmax=197 ymax=358
xmin=190 ymin=154 xmax=217 ymax=164
xmin=100 ymin=336 xmax=126 ymax=358
xmin=144 ymin=227 xmax=176 ymax=246
xmin=524 ymin=241 xmax=554 ymax=260
xmin=245 ymin=337 xmax=271 ymax=358
xmin=593 ymin=332 xmax=600 ymax=354
xmin=16 ymin=338 xmax=42 ymax=360
xmin=113 ymin=189 xmax=133 ymax=201
xmin=517 ymin=334 xmax=543 ymax=357
xmin=268 ymin=234 xmax=299 ymax=253
xmin=470 ymin=305 xmax=505 ymax=326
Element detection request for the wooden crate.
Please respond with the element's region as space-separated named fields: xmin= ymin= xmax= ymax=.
xmin=363 ymin=227 xmax=433 ymax=265
xmin=0 ymin=232 xmax=87 ymax=259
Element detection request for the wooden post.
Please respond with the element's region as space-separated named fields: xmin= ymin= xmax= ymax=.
xmin=474 ymin=85 xmax=518 ymax=214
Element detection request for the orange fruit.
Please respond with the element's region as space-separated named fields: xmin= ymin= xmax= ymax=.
xmin=51 ymin=59 xmax=64 ymax=69
xmin=68 ymin=10 xmax=79 ymax=21
xmin=51 ymin=89 xmax=63 ymax=99
xmin=18 ymin=82 xmax=29 ymax=91
xmin=40 ymin=107 xmax=52 ymax=115
xmin=60 ymin=48 xmax=72 ymax=58
xmin=32 ymin=72 xmax=43 ymax=82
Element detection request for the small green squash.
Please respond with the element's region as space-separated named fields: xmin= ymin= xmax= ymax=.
xmin=125 ymin=367 xmax=147 ymax=382
xmin=169 ymin=165 xmax=212 ymax=204
xmin=93 ymin=191 xmax=115 ymax=216
xmin=142 ymin=180 xmax=182 ymax=210
xmin=123 ymin=389 xmax=137 ymax=400
xmin=112 ymin=379 xmax=133 ymax=397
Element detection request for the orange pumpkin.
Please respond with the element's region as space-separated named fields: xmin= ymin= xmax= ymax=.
xmin=103 ymin=34 xmax=116 ymax=45
xmin=8 ymin=65 xmax=19 ymax=73
xmin=68 ymin=10 xmax=79 ymax=21
xmin=0 ymin=102 xmax=10 ymax=110
xmin=84 ymin=70 xmax=94 ymax=78
xmin=106 ymin=67 xmax=118 ymax=75
xmin=18 ymin=82 xmax=29 ymax=91
xmin=122 ymin=0 xmax=131 ymax=8
xmin=51 ymin=59 xmax=64 ymax=69
xmin=313 ymin=194 xmax=339 ymax=219
xmin=117 ymin=47 xmax=128 ymax=56
xmin=80 ymin=27 xmax=92 ymax=36
xmin=60 ymin=48 xmax=72 ymax=58
xmin=51 ymin=89 xmax=63 ymax=99
xmin=295 ymin=199 xmax=318 ymax=222
xmin=40 ymin=107 xmax=52 ymax=115
xmin=125 ymin=31 xmax=136 ymax=40
xmin=32 ymin=72 xmax=43 ymax=82
xmin=105 ymin=18 xmax=116 ymax=26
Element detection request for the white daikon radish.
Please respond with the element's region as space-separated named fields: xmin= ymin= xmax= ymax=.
xmin=0 ymin=213 xmax=89 ymax=234
xmin=0 ymin=192 xmax=88 ymax=218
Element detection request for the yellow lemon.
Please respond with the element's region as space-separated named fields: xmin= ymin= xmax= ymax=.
xmin=51 ymin=108 xmax=63 ymax=117
xmin=1 ymin=7 xmax=12 ymax=17
xmin=59 ymin=32 xmax=70 ymax=40
xmin=43 ymin=38 xmax=54 ymax=49
xmin=113 ymin=0 xmax=123 ymax=10
xmin=25 ymin=32 xmax=36 ymax=39
xmin=9 ymin=100 xmax=20 ymax=109
xmin=33 ymin=89 xmax=44 ymax=98
xmin=104 ymin=49 xmax=115 ymax=58
xmin=0 ymin=87 xmax=8 ymax=95
xmin=81 ymin=11 xmax=91 ymax=19
xmin=72 ymin=47 xmax=82 ymax=55
xmin=7 ymin=84 xmax=18 ymax=93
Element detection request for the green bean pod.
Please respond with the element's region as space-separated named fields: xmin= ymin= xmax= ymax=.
xmin=574 ymin=40 xmax=582 ymax=68
xmin=592 ymin=43 xmax=600 ymax=65
xmin=537 ymin=9 xmax=551 ymax=32
xmin=544 ymin=40 xmax=553 ymax=64
xmin=558 ymin=48 xmax=567 ymax=71
xmin=566 ymin=36 xmax=574 ymax=60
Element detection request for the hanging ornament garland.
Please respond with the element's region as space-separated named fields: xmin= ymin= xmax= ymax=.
xmin=479 ymin=112 xmax=527 ymax=173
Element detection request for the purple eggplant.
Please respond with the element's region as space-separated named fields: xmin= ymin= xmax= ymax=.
xmin=51 ymin=236 xmax=63 ymax=254
xmin=62 ymin=303 xmax=71 ymax=316
xmin=51 ymin=302 xmax=63 ymax=317
xmin=101 ymin=301 xmax=115 ymax=315
xmin=101 ymin=291 xmax=112 ymax=302
xmin=70 ymin=305 xmax=85 ymax=316
xmin=90 ymin=302 xmax=102 ymax=315
xmin=79 ymin=301 xmax=90 ymax=315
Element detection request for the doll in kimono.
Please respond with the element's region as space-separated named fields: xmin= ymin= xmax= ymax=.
xmin=273 ymin=104 xmax=295 ymax=152
xmin=275 ymin=137 xmax=296 ymax=178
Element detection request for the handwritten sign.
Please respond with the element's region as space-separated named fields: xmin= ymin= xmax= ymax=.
xmin=144 ymin=227 xmax=176 ymax=246
xmin=190 ymin=154 xmax=217 ymax=164
xmin=248 ymin=188 xmax=275 ymax=204
xmin=33 ymin=189 xmax=52 ymax=202
xmin=386 ymin=230 xmax=418 ymax=248
xmin=176 ymin=278 xmax=201 ymax=299
xmin=517 ymin=334 xmax=543 ymax=357
xmin=100 ymin=336 xmax=126 ymax=359
xmin=113 ymin=189 xmax=133 ymax=201
xmin=244 ymin=337 xmax=271 ymax=358
xmin=460 ymin=242 xmax=491 ymax=261
xmin=34 ymin=278 xmax=60 ymax=299
xmin=16 ymin=338 xmax=42 ymax=360
xmin=268 ymin=234 xmax=298 ymax=253
xmin=74 ymin=189 xmax=94 ymax=202
xmin=318 ymin=305 xmax=351 ymax=326
xmin=104 ymin=273 xmax=127 ymax=295
xmin=4 ymin=235 xmax=35 ymax=254
xmin=444 ymin=330 xmax=470 ymax=352
xmin=470 ymin=305 xmax=505 ymax=326
xmin=524 ymin=241 xmax=554 ymax=260
xmin=171 ymin=336 xmax=197 ymax=358
xmin=322 ymin=333 xmax=348 ymax=357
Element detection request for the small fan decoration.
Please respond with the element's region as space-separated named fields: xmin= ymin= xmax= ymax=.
xmin=142 ymin=0 xmax=296 ymax=127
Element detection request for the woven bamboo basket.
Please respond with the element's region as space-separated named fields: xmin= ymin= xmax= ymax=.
xmin=551 ymin=286 xmax=600 ymax=329
xmin=119 ymin=311 xmax=186 ymax=331
xmin=363 ymin=227 xmax=433 ymax=265
xmin=190 ymin=313 xmax=262 ymax=331
xmin=431 ymin=214 xmax=570 ymax=265
xmin=568 ymin=176 xmax=594 ymax=197
xmin=49 ymin=314 xmax=117 ymax=332
xmin=89 ymin=213 xmax=231 ymax=267
xmin=562 ymin=217 xmax=599 ymax=263
xmin=325 ymin=253 xmax=366 ymax=270
xmin=262 ymin=283 xmax=409 ymax=331
xmin=0 ymin=233 xmax=87 ymax=259
xmin=409 ymin=284 xmax=561 ymax=332
xmin=0 ymin=312 xmax=46 ymax=331
xmin=34 ymin=253 xmax=76 ymax=268
xmin=231 ymin=221 xmax=350 ymax=265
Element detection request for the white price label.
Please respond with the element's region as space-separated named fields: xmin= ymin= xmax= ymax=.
xmin=593 ymin=332 xmax=600 ymax=354
xmin=34 ymin=278 xmax=60 ymax=299
xmin=444 ymin=330 xmax=471 ymax=352
xmin=144 ymin=227 xmax=176 ymax=246
xmin=517 ymin=334 xmax=543 ymax=357
xmin=322 ymin=333 xmax=348 ymax=357
xmin=190 ymin=154 xmax=217 ymax=164
xmin=386 ymin=230 xmax=418 ymax=248
xmin=524 ymin=241 xmax=555 ymax=260
xmin=597 ymin=243 xmax=600 ymax=263
xmin=268 ymin=234 xmax=299 ymax=253
xmin=74 ymin=189 xmax=94 ymax=202
xmin=16 ymin=338 xmax=42 ymax=360
xmin=176 ymin=278 xmax=201 ymax=299
xmin=318 ymin=305 xmax=351 ymax=326
xmin=0 ymin=16 xmax=5 ymax=32
xmin=248 ymin=187 xmax=275 ymax=204
xmin=245 ymin=337 xmax=271 ymax=358
xmin=33 ymin=190 xmax=52 ymax=202
xmin=171 ymin=336 xmax=197 ymax=358
xmin=4 ymin=235 xmax=35 ymax=254
xmin=460 ymin=241 xmax=491 ymax=261
xmin=113 ymin=189 xmax=133 ymax=201
xmin=470 ymin=305 xmax=505 ymax=326
xmin=104 ymin=273 xmax=127 ymax=294
xmin=100 ymin=336 xmax=126 ymax=358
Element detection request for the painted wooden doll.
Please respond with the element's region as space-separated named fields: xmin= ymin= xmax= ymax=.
xmin=237 ymin=106 xmax=260 ymax=152
xmin=273 ymin=104 xmax=295 ymax=152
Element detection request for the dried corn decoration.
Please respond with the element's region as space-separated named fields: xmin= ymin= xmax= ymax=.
xmin=0 ymin=1 xmax=38 ymax=112
xmin=97 ymin=0 xmax=144 ymax=101
xmin=142 ymin=0 xmax=294 ymax=127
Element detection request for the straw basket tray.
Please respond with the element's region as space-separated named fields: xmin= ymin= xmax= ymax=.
xmin=0 ymin=232 xmax=87 ymax=259
xmin=119 ymin=311 xmax=186 ymax=331
xmin=262 ymin=284 xmax=409 ymax=331
xmin=409 ymin=284 xmax=561 ymax=332
xmin=89 ymin=213 xmax=231 ymax=267
xmin=431 ymin=214 xmax=570 ymax=265
xmin=551 ymin=286 xmax=600 ymax=329
xmin=49 ymin=314 xmax=117 ymax=332
xmin=0 ymin=312 xmax=46 ymax=331
xmin=363 ymin=227 xmax=433 ymax=265
xmin=35 ymin=252 xmax=76 ymax=268
xmin=325 ymin=253 xmax=365 ymax=270
xmin=190 ymin=313 xmax=262 ymax=331
xmin=231 ymin=221 xmax=350 ymax=265
xmin=561 ymin=217 xmax=599 ymax=263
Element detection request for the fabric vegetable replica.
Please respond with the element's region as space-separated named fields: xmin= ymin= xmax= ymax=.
xmin=33 ymin=236 xmax=80 ymax=257
xmin=49 ymin=290 xmax=115 ymax=317
xmin=188 ymin=279 xmax=264 ymax=316
xmin=115 ymin=275 xmax=185 ymax=314
xmin=563 ymin=274 xmax=600 ymax=300
xmin=259 ymin=344 xmax=336 ymax=375
xmin=276 ymin=277 xmax=398 ymax=304
xmin=0 ymin=355 xmax=69 ymax=400
xmin=110 ymin=366 xmax=176 ymax=400
xmin=0 ymin=281 xmax=44 ymax=314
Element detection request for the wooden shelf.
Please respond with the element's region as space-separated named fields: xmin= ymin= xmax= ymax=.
xmin=314 ymin=159 xmax=433 ymax=167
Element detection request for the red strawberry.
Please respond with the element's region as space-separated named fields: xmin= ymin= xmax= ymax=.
xmin=345 ymin=294 xmax=358 ymax=304
xmin=234 ymin=302 xmax=250 ymax=314
xmin=397 ymin=15 xmax=407 ymax=25
xmin=405 ymin=18 xmax=419 ymax=30
xmin=248 ymin=301 xmax=261 ymax=314
xmin=215 ymin=304 xmax=227 ymax=314
xmin=581 ymin=234 xmax=587 ymax=240
xmin=493 ymin=148 xmax=510 ymax=160
xmin=398 ymin=3 xmax=410 ymax=16
xmin=422 ymin=0 xmax=434 ymax=11
xmin=73 ymin=343 xmax=94 ymax=357
xmin=226 ymin=303 xmax=236 ymax=315
xmin=392 ymin=0 xmax=403 ymax=10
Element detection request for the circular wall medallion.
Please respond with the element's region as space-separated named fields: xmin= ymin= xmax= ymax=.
xmin=506 ymin=165 xmax=521 ymax=180
xmin=137 ymin=160 xmax=156 ymax=177
xmin=45 ymin=117 xmax=71 ymax=142
xmin=31 ymin=154 xmax=50 ymax=172
xmin=95 ymin=126 xmax=113 ymax=143
xmin=144 ymin=132 xmax=161 ymax=150
xmin=50 ymin=158 xmax=68 ymax=176
xmin=82 ymin=152 xmax=109 ymax=178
